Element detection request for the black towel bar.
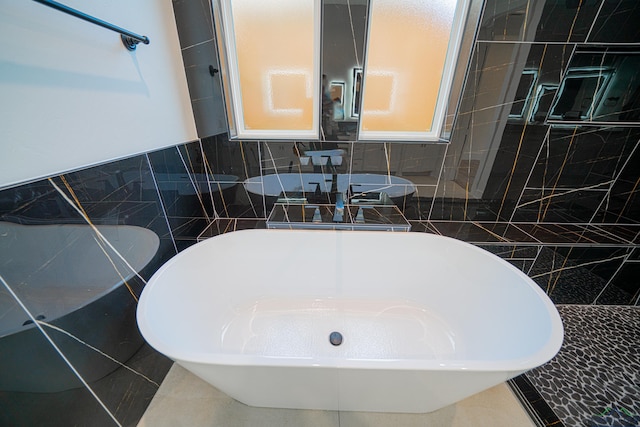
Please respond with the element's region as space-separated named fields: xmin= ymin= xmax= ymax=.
xmin=33 ymin=0 xmax=150 ymax=51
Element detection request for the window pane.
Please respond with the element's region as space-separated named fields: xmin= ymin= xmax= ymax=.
xmin=216 ymin=0 xmax=320 ymax=139
xmin=359 ymin=0 xmax=463 ymax=141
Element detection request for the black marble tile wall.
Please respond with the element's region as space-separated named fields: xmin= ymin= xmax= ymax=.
xmin=477 ymin=245 xmax=539 ymax=272
xmin=528 ymin=246 xmax=629 ymax=304
xmin=535 ymin=0 xmax=601 ymax=43
xmin=199 ymin=136 xmax=265 ymax=218
xmin=600 ymin=261 xmax=640 ymax=304
xmin=588 ymin=0 xmax=640 ymax=43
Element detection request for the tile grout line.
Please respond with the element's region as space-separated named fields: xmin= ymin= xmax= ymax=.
xmin=145 ymin=154 xmax=179 ymax=254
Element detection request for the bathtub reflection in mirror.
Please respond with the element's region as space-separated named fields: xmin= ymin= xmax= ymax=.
xmin=0 ymin=221 xmax=160 ymax=392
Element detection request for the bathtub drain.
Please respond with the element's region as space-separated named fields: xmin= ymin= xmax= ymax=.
xmin=329 ymin=331 xmax=343 ymax=346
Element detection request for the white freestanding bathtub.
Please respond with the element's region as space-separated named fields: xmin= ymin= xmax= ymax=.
xmin=137 ymin=229 xmax=563 ymax=413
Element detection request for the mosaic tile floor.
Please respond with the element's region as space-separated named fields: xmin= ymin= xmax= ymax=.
xmin=525 ymin=305 xmax=640 ymax=427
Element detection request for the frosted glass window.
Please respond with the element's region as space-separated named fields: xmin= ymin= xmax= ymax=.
xmin=213 ymin=0 xmax=321 ymax=140
xmin=358 ymin=0 xmax=469 ymax=141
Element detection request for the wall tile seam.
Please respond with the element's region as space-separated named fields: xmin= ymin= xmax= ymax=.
xmin=181 ymin=38 xmax=215 ymax=51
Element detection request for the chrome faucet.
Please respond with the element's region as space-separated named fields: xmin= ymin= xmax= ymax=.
xmin=333 ymin=192 xmax=344 ymax=222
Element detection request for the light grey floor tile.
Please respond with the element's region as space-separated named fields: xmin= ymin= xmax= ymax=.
xmin=338 ymin=382 xmax=535 ymax=427
xmin=138 ymin=364 xmax=535 ymax=427
xmin=138 ymin=364 xmax=339 ymax=427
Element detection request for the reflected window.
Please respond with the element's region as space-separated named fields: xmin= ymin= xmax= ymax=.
xmin=547 ymin=49 xmax=640 ymax=124
xmin=509 ymin=70 xmax=538 ymax=119
xmin=549 ymin=68 xmax=613 ymax=121
xmin=530 ymin=84 xmax=558 ymax=123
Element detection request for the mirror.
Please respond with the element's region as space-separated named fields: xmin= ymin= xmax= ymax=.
xmin=321 ymin=0 xmax=368 ymax=142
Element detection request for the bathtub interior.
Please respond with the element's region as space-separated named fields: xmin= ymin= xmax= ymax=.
xmin=217 ymin=296 xmax=461 ymax=361
xmin=139 ymin=230 xmax=561 ymax=370
xmin=0 ymin=221 xmax=160 ymax=337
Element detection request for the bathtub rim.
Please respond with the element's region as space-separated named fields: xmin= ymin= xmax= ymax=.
xmin=137 ymin=229 xmax=564 ymax=372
